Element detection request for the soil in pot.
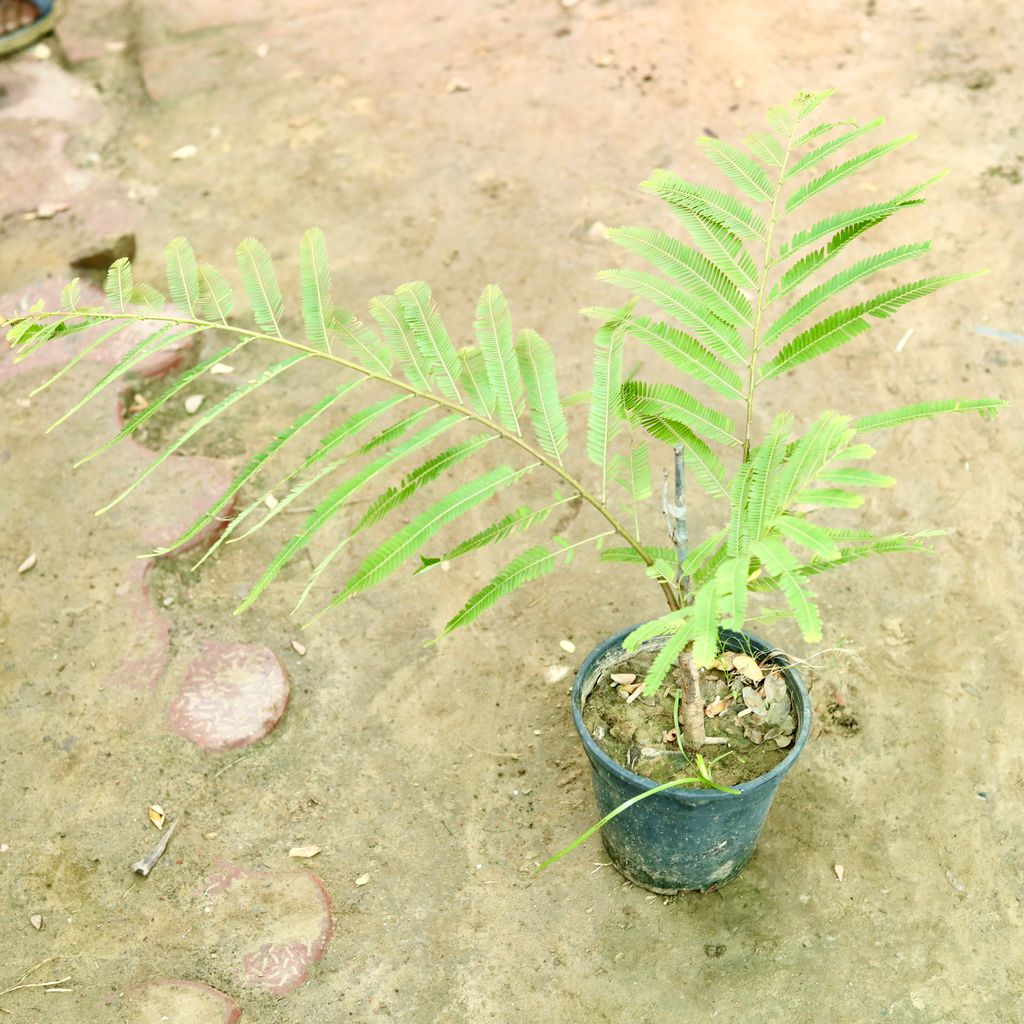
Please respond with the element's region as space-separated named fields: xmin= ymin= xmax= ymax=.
xmin=581 ymin=644 xmax=797 ymax=789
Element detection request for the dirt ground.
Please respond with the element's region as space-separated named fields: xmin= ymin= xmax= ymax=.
xmin=2 ymin=1 xmax=1023 ymax=1021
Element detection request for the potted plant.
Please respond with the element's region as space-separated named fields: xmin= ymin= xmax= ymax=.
xmin=5 ymin=90 xmax=1003 ymax=893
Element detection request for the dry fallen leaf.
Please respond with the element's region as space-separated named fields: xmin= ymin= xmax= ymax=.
xmin=291 ymin=639 xmax=307 ymax=656
xmin=834 ymin=863 xmax=845 ymax=882
xmin=18 ymin=552 xmax=37 ymax=574
xmin=732 ymin=654 xmax=764 ymax=682
xmin=30 ymin=914 xmax=42 ymax=930
xmin=355 ymin=872 xmax=370 ymax=886
xmin=742 ymin=685 xmax=766 ymax=715
xmin=705 ymin=696 xmax=731 ymax=718
xmin=288 ymin=844 xmax=321 ymax=859
xmin=559 ymin=639 xmax=576 ymax=654
xmin=610 ymin=672 xmax=636 ymax=685
xmin=148 ymin=805 xmax=166 ymax=830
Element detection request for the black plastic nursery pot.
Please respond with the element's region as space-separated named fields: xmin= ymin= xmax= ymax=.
xmin=571 ymin=625 xmax=812 ymax=894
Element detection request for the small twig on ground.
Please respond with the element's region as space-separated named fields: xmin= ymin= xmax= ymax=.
xmin=130 ymin=815 xmax=179 ymax=877
xmin=0 ymin=958 xmax=73 ymax=1011
xmin=127 ymin=750 xmax=255 ymax=877
xmin=464 ymin=742 xmax=520 ymax=760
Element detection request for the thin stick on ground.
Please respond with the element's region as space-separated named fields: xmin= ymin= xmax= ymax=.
xmin=127 ymin=750 xmax=256 ymax=877
xmin=0 ymin=958 xmax=73 ymax=1013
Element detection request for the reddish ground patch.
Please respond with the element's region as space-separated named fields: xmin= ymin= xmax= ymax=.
xmin=167 ymin=641 xmax=290 ymax=751
xmin=106 ymin=562 xmax=170 ymax=692
xmin=107 ymin=978 xmax=242 ymax=1023
xmin=202 ymin=860 xmax=333 ymax=997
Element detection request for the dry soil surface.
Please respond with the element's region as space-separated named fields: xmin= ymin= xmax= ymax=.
xmin=2 ymin=1 xmax=1023 ymax=1022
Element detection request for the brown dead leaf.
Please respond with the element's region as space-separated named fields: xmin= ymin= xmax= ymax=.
xmin=742 ymin=686 xmax=766 ymax=715
xmin=732 ymin=654 xmax=764 ymax=682
xmin=148 ymin=805 xmax=166 ymax=830
xmin=705 ymin=696 xmax=731 ymax=718
xmin=288 ymin=844 xmax=321 ymax=859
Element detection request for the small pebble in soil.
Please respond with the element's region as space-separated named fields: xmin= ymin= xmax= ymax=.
xmin=976 ymin=791 xmax=988 ymax=799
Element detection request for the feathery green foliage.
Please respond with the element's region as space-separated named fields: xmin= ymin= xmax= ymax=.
xmin=4 ymin=91 xmax=1004 ymax=755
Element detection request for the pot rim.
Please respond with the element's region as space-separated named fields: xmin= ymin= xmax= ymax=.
xmin=571 ymin=623 xmax=812 ymax=801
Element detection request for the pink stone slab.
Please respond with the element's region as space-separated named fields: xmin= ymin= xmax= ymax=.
xmin=125 ymin=441 xmax=237 ymax=556
xmin=168 ymin=642 xmax=289 ymax=752
xmin=0 ymin=62 xmax=104 ymax=125
xmin=1 ymin=278 xmax=196 ymax=383
xmin=106 ymin=978 xmax=241 ymax=1023
xmin=105 ymin=562 xmax=170 ymax=692
xmin=202 ymin=860 xmax=333 ymax=997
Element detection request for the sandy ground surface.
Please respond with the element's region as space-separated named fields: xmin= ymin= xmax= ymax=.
xmin=2 ymin=1 xmax=1023 ymax=1021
